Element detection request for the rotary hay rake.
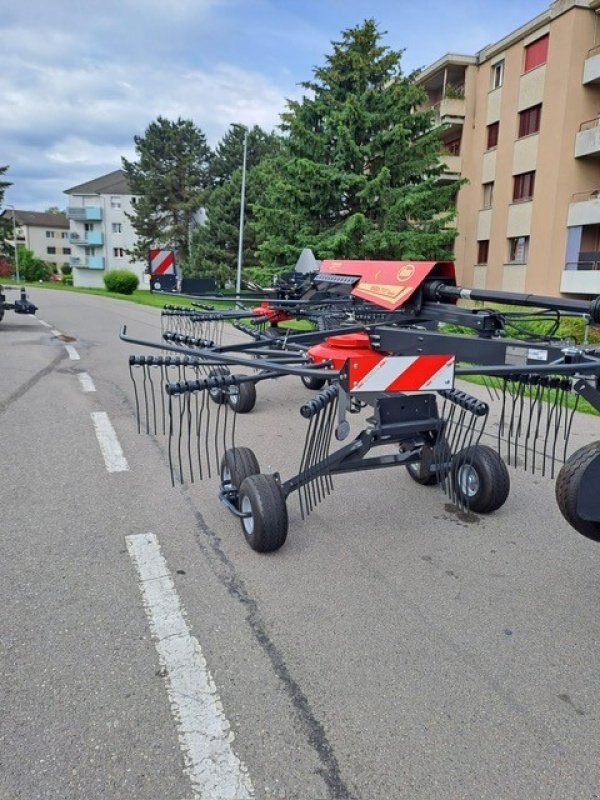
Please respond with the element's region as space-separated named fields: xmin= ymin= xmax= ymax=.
xmin=121 ymin=259 xmax=600 ymax=553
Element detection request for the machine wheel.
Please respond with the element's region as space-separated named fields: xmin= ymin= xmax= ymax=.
xmin=227 ymin=381 xmax=257 ymax=413
xmin=208 ymin=365 xmax=230 ymax=404
xmin=220 ymin=447 xmax=260 ymax=491
xmin=450 ymin=445 xmax=510 ymax=513
xmin=301 ymin=375 xmax=327 ymax=391
xmin=406 ymin=443 xmax=450 ymax=486
xmin=238 ymin=474 xmax=288 ymax=552
xmin=555 ymin=442 xmax=600 ymax=542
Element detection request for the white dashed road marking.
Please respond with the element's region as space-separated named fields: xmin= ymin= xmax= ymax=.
xmin=51 ymin=328 xmax=62 ymax=337
xmin=77 ymin=372 xmax=96 ymax=393
xmin=65 ymin=344 xmax=80 ymax=360
xmin=37 ymin=319 xmax=52 ymax=328
xmin=126 ymin=533 xmax=254 ymax=800
xmin=90 ymin=411 xmax=129 ymax=472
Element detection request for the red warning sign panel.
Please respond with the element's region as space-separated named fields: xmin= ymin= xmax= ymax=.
xmin=149 ymin=249 xmax=176 ymax=276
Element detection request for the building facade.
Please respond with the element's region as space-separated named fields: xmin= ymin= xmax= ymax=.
xmin=418 ymin=0 xmax=600 ymax=298
xmin=0 ymin=210 xmax=70 ymax=270
xmin=64 ymin=170 xmax=148 ymax=289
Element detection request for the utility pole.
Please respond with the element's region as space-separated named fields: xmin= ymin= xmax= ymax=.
xmin=235 ymin=127 xmax=249 ymax=298
xmin=5 ymin=205 xmax=20 ymax=283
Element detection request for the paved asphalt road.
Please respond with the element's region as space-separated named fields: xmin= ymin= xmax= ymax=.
xmin=2 ymin=287 xmax=600 ymax=800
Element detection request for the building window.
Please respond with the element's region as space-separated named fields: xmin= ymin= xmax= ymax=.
xmin=62 ymin=231 xmax=69 ymax=239
xmin=84 ymin=223 xmax=94 ymax=232
xmin=113 ymin=247 xmax=125 ymax=258
xmin=518 ymin=104 xmax=542 ymax=138
xmin=110 ymin=196 xmax=121 ymax=209
xmin=84 ymin=247 xmax=94 ymax=256
xmin=524 ymin=34 xmax=549 ymax=72
xmin=112 ymin=222 xmax=122 ymax=233
xmin=486 ymin=122 xmax=499 ymax=150
xmin=131 ymin=197 xmax=137 ymax=205
xmin=47 ymin=246 xmax=56 ymax=254
xmin=482 ymin=182 xmax=494 ymax=209
xmin=491 ymin=60 xmax=504 ymax=90
xmin=46 ymin=231 xmax=55 ymax=238
xmin=477 ymin=240 xmax=489 ymax=265
xmin=508 ymin=236 xmax=529 ymax=263
xmin=63 ymin=247 xmax=71 ymax=255
xmin=513 ymin=171 xmax=535 ymax=202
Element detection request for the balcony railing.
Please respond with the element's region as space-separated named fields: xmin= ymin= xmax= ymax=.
xmin=567 ymin=191 xmax=600 ymax=227
xmin=584 ymin=45 xmax=600 ymax=85
xmin=68 ymin=231 xmax=103 ymax=246
xmin=69 ymin=255 xmax=105 ymax=269
xmin=67 ymin=206 xmax=103 ymax=222
xmin=575 ymin=118 xmax=600 ymax=158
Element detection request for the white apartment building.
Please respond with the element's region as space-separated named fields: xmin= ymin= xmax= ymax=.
xmin=64 ymin=170 xmax=148 ymax=289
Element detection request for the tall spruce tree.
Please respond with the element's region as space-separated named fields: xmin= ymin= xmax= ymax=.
xmin=0 ymin=166 xmax=14 ymax=257
xmin=253 ymin=20 xmax=458 ymax=271
xmin=122 ymin=117 xmax=212 ymax=264
xmin=188 ymin=125 xmax=279 ymax=285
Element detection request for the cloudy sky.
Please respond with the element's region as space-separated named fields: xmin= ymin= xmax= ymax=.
xmin=2 ymin=0 xmax=549 ymax=211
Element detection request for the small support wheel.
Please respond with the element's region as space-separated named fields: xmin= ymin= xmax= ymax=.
xmin=450 ymin=445 xmax=510 ymax=513
xmin=208 ymin=365 xmax=230 ymax=404
xmin=406 ymin=443 xmax=450 ymax=486
xmin=555 ymin=442 xmax=600 ymax=542
xmin=220 ymin=447 xmax=260 ymax=492
xmin=238 ymin=474 xmax=288 ymax=552
xmin=301 ymin=375 xmax=327 ymax=391
xmin=227 ymin=381 xmax=257 ymax=413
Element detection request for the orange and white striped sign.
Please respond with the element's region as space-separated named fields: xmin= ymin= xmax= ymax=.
xmin=149 ymin=249 xmax=176 ymax=276
xmin=351 ymin=355 xmax=455 ymax=394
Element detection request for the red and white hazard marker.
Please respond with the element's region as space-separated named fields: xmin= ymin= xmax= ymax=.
xmin=149 ymin=249 xmax=175 ymax=276
xmin=351 ymin=355 xmax=455 ymax=394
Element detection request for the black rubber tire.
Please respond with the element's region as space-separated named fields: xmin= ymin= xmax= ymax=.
xmin=301 ymin=375 xmax=327 ymax=391
xmin=208 ymin=365 xmax=230 ymax=404
xmin=555 ymin=442 xmax=600 ymax=542
xmin=238 ymin=474 xmax=288 ymax=552
xmin=450 ymin=445 xmax=510 ymax=513
xmin=220 ymin=447 xmax=260 ymax=491
xmin=227 ymin=381 xmax=257 ymax=413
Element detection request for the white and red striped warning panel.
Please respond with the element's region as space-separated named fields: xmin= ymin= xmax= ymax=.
xmin=350 ymin=355 xmax=455 ymax=394
xmin=149 ymin=249 xmax=176 ymax=276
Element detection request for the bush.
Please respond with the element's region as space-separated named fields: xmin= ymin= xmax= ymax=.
xmin=62 ymin=264 xmax=72 ymax=276
xmin=103 ymin=269 xmax=139 ymax=295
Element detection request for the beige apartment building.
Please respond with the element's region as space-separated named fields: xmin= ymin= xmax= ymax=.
xmin=418 ymin=0 xmax=600 ymax=298
xmin=0 ymin=209 xmax=70 ymax=270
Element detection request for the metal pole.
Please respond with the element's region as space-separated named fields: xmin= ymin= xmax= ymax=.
xmin=6 ymin=205 xmax=20 ymax=283
xmin=235 ymin=128 xmax=248 ymax=297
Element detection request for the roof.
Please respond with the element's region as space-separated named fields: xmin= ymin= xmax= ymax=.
xmin=0 ymin=210 xmax=69 ymax=228
xmin=64 ymin=169 xmax=131 ymax=196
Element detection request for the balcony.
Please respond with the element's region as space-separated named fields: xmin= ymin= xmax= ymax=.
xmin=440 ymin=153 xmax=462 ymax=181
xmin=70 ymin=255 xmax=105 ymax=269
xmin=561 ymin=253 xmax=600 ymax=295
xmin=567 ymin=191 xmax=600 ymax=227
xmin=68 ymin=231 xmax=104 ymax=246
xmin=583 ymin=45 xmax=600 ymax=85
xmin=67 ymin=206 xmax=103 ymax=221
xmin=575 ymin=118 xmax=600 ymax=158
xmin=431 ymin=96 xmax=466 ymax=131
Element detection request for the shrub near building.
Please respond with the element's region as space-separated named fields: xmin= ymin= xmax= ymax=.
xmin=103 ymin=269 xmax=139 ymax=295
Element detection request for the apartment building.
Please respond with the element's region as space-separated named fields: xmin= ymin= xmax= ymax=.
xmin=64 ymin=170 xmax=148 ymax=289
xmin=418 ymin=0 xmax=600 ymax=298
xmin=0 ymin=210 xmax=70 ymax=269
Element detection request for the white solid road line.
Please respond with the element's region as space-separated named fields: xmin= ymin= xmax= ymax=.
xmin=126 ymin=533 xmax=254 ymax=800
xmin=77 ymin=372 xmax=96 ymax=393
xmin=90 ymin=411 xmax=129 ymax=472
xmin=65 ymin=344 xmax=80 ymax=360
xmin=37 ymin=319 xmax=52 ymax=328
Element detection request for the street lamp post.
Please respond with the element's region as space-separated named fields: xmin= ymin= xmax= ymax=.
xmin=235 ymin=127 xmax=249 ymax=298
xmin=5 ymin=204 xmax=20 ymax=283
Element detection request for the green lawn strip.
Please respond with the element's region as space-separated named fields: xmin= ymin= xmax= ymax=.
xmin=459 ymin=372 xmax=599 ymax=417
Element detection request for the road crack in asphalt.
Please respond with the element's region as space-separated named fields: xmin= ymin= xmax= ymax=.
xmin=0 ymin=348 xmax=66 ymax=417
